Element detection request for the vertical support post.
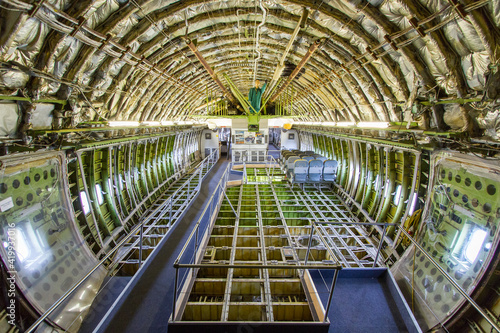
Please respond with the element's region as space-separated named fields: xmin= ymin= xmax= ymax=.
xmin=172 ymin=265 xmax=179 ymax=322
xmin=169 ymin=199 xmax=173 ymax=225
xmin=199 ymin=160 xmax=203 ymax=185
xmin=373 ymin=224 xmax=387 ymax=268
xmin=138 ymin=223 xmax=143 ymax=268
xmin=305 ymin=222 xmax=315 ymax=265
xmin=193 ymin=227 xmax=198 ymax=277
xmin=324 ymin=269 xmax=339 ymax=322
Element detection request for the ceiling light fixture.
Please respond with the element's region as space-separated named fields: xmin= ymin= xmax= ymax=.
xmin=142 ymin=121 xmax=161 ymax=126
xmin=357 ymin=122 xmax=390 ymax=128
xmin=336 ymin=122 xmax=355 ymax=127
xmin=108 ymin=121 xmax=140 ymax=127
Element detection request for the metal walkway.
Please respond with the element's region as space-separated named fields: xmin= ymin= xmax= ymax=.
xmin=110 ymin=152 xmax=218 ymax=274
xmin=90 ymin=159 xmax=230 ymax=333
xmin=244 ymin=167 xmax=383 ymax=268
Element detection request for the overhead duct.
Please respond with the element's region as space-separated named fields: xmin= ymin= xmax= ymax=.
xmin=253 ymin=0 xmax=268 ymax=82
xmin=266 ymin=8 xmax=309 ymax=96
xmin=185 ymin=38 xmax=237 ymax=106
xmin=269 ymin=39 xmax=323 ymax=103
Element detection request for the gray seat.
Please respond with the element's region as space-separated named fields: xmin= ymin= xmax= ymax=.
xmin=323 ymin=160 xmax=338 ymax=182
xmin=305 ymin=150 xmax=315 ymax=155
xmin=286 ymin=156 xmax=301 ymax=178
xmin=281 ymin=151 xmax=296 ymax=164
xmin=302 ymin=156 xmax=314 ymax=162
xmin=316 ymin=156 xmax=328 ymax=162
xmin=308 ymin=160 xmax=323 ymax=182
xmin=293 ymin=160 xmax=308 ymax=183
xmin=286 ymin=155 xmax=300 ymax=167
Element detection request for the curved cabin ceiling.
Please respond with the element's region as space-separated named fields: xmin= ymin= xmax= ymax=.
xmin=0 ymin=0 xmax=499 ymax=131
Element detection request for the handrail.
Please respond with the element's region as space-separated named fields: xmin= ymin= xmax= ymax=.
xmin=174 ymin=263 xmax=342 ymax=270
xmin=174 ymin=164 xmax=230 ymax=264
xmin=172 ymin=164 xmax=231 ymax=321
xmin=25 ymin=149 xmax=219 ymax=333
xmin=238 ymin=153 xmax=278 ymax=184
xmin=111 ymin=149 xmax=219 ymax=265
xmin=308 ymin=220 xmax=500 ymax=333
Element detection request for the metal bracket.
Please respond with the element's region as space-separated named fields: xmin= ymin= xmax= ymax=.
xmin=222 ymin=189 xmax=238 ymax=217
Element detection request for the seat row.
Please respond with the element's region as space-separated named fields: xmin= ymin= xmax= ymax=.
xmin=280 ymin=149 xmax=322 ymax=167
xmin=280 ymin=150 xmax=338 ymax=183
xmin=281 ymin=149 xmax=316 ymax=160
xmin=289 ymin=159 xmax=338 ymax=183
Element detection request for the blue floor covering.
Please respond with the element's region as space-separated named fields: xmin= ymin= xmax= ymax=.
xmin=310 ymin=270 xmax=411 ymax=333
xmin=91 ymin=159 xmax=229 ymax=333
xmin=268 ymin=143 xmax=280 ymax=160
xmin=87 ymin=156 xmax=411 ymax=333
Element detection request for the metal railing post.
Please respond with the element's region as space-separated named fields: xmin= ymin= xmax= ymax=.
xmin=169 ymin=199 xmax=173 ymax=225
xmin=193 ymin=227 xmax=198 ymax=277
xmin=195 ymin=225 xmax=199 ymax=249
xmin=199 ymin=162 xmax=203 ymax=184
xmin=324 ymin=268 xmax=340 ymax=323
xmin=304 ymin=222 xmax=315 ymax=265
xmin=271 ymin=156 xmax=275 ymax=181
xmin=223 ymin=190 xmax=238 ymax=217
xmin=172 ymin=265 xmax=179 ymax=322
xmin=373 ymin=224 xmax=386 ymax=268
xmin=138 ymin=223 xmax=144 ymax=268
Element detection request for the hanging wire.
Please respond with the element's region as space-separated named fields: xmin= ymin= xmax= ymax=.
xmin=130 ymin=0 xmax=199 ymax=74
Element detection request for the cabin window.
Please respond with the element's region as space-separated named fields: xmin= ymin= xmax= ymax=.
xmin=408 ymin=193 xmax=418 ymax=215
xmin=118 ymin=174 xmax=124 ymax=191
xmin=3 ymin=223 xmax=43 ymax=263
xmin=464 ymin=228 xmax=487 ymax=264
xmin=95 ymin=184 xmax=104 ymax=205
xmin=393 ymin=185 xmax=402 ymax=205
xmin=374 ymin=174 xmax=380 ymax=191
xmin=80 ymin=191 xmax=90 ymax=215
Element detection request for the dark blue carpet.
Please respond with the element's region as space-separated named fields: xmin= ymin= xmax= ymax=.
xmin=229 ymin=169 xmax=243 ymax=181
xmin=310 ymin=269 xmax=411 ymax=333
xmin=95 ymin=160 xmax=229 ymax=333
xmin=268 ymin=143 xmax=280 ymax=160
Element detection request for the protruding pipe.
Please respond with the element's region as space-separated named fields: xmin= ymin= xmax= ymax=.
xmin=266 ymin=8 xmax=309 ymax=97
xmin=185 ymin=38 xmax=237 ymax=105
xmin=276 ymin=8 xmax=309 ymax=76
xmin=253 ymin=0 xmax=267 ymax=82
xmin=269 ymin=39 xmax=323 ymax=103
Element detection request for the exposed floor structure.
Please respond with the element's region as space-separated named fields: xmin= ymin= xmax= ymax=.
xmin=173 ymin=166 xmax=388 ymax=327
